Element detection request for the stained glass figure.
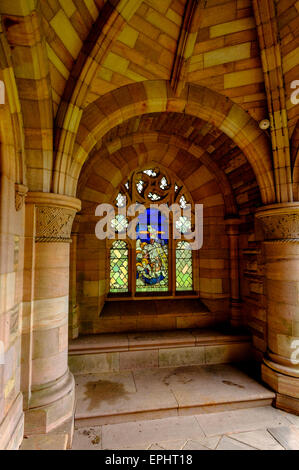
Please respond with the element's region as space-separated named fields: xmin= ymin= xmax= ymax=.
xmin=136 ymin=208 xmax=169 ymax=292
xmin=110 ymin=241 xmax=129 ymax=293
xmin=176 ymin=241 xmax=193 ymax=291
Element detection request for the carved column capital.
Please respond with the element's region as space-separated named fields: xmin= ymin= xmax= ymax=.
xmin=35 ymin=206 xmax=76 ymax=243
xmin=26 ymin=192 xmax=81 ymax=243
xmin=255 ymin=203 xmax=299 ymax=241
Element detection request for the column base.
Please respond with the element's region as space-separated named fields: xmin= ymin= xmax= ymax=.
xmin=262 ymin=362 xmax=299 ymax=416
xmin=24 ymin=370 xmax=75 ymax=435
xmin=0 ymin=393 xmax=24 ymax=450
xmin=276 ymin=393 xmax=299 ymax=416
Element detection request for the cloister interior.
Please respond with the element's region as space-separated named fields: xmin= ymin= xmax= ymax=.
xmin=0 ymin=0 xmax=299 ymax=451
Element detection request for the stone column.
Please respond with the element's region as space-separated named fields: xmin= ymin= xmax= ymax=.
xmin=225 ymin=218 xmax=242 ymax=328
xmin=23 ymin=193 xmax=81 ymax=434
xmin=256 ymin=203 xmax=299 ymax=415
xmin=69 ymin=230 xmax=80 ymax=340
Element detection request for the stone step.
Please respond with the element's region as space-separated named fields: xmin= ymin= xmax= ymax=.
xmin=74 ymin=364 xmax=275 ymax=428
xmin=69 ymin=328 xmax=253 ymax=375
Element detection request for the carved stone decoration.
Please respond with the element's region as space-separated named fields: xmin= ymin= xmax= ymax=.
xmin=15 ymin=184 xmax=28 ymax=211
xmin=35 ymin=206 xmax=77 ymax=243
xmin=259 ymin=214 xmax=299 ymax=240
xmin=26 ymin=192 xmax=81 ymax=243
xmin=256 ymin=203 xmax=299 ymax=241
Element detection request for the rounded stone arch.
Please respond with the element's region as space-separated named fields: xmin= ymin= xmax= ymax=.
xmin=78 ymin=134 xmax=238 ymax=217
xmin=56 ymin=80 xmax=275 ymax=204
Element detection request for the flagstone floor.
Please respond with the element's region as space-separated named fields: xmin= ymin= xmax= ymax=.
xmin=72 ymin=406 xmax=299 ymax=451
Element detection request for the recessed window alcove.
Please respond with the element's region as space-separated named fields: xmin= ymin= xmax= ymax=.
xmin=108 ymin=166 xmax=196 ymax=299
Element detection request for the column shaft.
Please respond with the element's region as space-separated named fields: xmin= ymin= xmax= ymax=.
xmin=23 ymin=193 xmax=81 ymax=434
xmin=256 ymin=203 xmax=299 ymax=415
xmin=69 ymin=232 xmax=80 ymax=340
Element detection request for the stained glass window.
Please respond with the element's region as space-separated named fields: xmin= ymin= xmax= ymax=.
xmin=136 ymin=208 xmax=169 ymax=293
xmin=111 ymin=215 xmax=129 ymax=233
xmin=136 ymin=180 xmax=145 ymax=194
xmin=143 ymin=169 xmax=158 ymax=177
xmin=179 ymin=195 xmax=188 ymax=209
xmin=109 ymin=167 xmax=196 ymax=296
xmin=148 ymin=192 xmax=162 ymax=201
xmin=176 ymin=216 xmax=191 ymax=234
xmin=116 ymin=193 xmax=126 ymax=208
xmin=176 ymin=241 xmax=193 ymax=291
xmin=110 ymin=241 xmax=129 ymax=293
xmin=160 ymin=177 xmax=169 ymax=190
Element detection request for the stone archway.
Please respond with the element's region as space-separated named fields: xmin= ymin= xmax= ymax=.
xmin=54 ymin=81 xmax=275 ymax=205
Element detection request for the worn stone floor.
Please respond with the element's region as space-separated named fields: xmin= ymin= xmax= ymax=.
xmin=74 ymin=364 xmax=275 ymax=426
xmin=72 ymin=363 xmax=299 ymax=451
xmin=72 ymin=406 xmax=299 ymax=450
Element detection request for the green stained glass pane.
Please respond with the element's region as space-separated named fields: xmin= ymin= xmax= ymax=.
xmin=110 ymin=241 xmax=129 ymax=293
xmin=176 ymin=241 xmax=193 ymax=292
